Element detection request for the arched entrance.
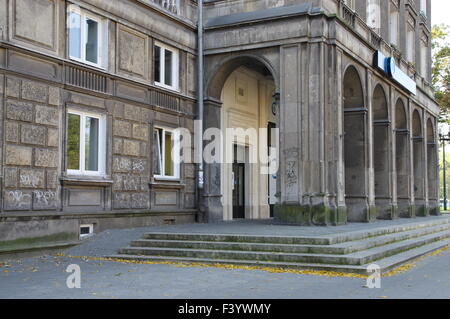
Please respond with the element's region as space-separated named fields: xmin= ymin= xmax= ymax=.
xmin=220 ymin=67 xmax=277 ymax=220
xmin=372 ymin=85 xmax=394 ymax=219
xmin=426 ymin=119 xmax=439 ymax=215
xmin=343 ymin=66 xmax=371 ymax=222
xmin=202 ymin=55 xmax=279 ymax=222
xmin=395 ymin=99 xmax=412 ymax=217
xmin=412 ymin=110 xmax=427 ymax=216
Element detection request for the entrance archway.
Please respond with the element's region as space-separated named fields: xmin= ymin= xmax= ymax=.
xmin=202 ymin=55 xmax=278 ymax=222
xmin=343 ymin=66 xmax=371 ymax=222
xmin=395 ymin=99 xmax=411 ymax=217
xmin=372 ymin=85 xmax=393 ymax=219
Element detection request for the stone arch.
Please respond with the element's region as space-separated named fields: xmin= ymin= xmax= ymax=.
xmin=395 ymin=98 xmax=407 ymax=130
xmin=343 ymin=65 xmax=370 ymax=222
xmin=372 ymin=84 xmax=392 ymax=219
xmin=206 ymin=54 xmax=279 ymax=101
xmin=343 ymin=65 xmax=365 ymax=109
xmin=395 ymin=98 xmax=411 ymax=217
xmin=372 ymin=84 xmax=389 ymax=120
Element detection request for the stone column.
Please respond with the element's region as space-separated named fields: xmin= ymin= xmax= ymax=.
xmin=428 ymin=118 xmax=440 ymax=215
xmin=414 ymin=110 xmax=427 ymax=217
xmin=274 ymin=42 xmax=341 ymax=225
xmin=0 ymin=73 xmax=3 ymax=212
xmin=200 ymin=97 xmax=223 ymax=222
xmin=367 ymin=71 xmax=377 ymax=220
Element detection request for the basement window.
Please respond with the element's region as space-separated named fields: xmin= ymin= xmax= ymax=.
xmin=80 ymin=224 xmax=94 ymax=239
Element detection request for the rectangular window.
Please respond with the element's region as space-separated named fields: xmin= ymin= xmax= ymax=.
xmin=67 ymin=110 xmax=106 ymax=176
xmin=420 ymin=0 xmax=427 ymax=16
xmin=67 ymin=5 xmax=107 ymax=68
xmin=153 ymin=127 xmax=180 ymax=179
xmin=406 ymin=15 xmax=416 ymax=63
xmin=389 ymin=2 xmax=399 ymax=46
xmin=420 ymin=34 xmax=429 ymax=79
xmin=154 ymin=43 xmax=179 ymax=91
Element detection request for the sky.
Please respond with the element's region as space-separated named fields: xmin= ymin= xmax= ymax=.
xmin=432 ymin=0 xmax=450 ymax=26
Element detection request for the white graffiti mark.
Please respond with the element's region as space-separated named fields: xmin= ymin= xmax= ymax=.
xmin=7 ymin=190 xmax=31 ymax=208
xmin=34 ymin=190 xmax=56 ymax=207
xmin=20 ymin=175 xmax=41 ymax=188
xmin=286 ymin=161 xmax=297 ymax=188
xmin=132 ymin=160 xmax=145 ymax=172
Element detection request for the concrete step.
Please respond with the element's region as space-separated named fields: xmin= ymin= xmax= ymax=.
xmin=118 ymin=229 xmax=450 ymax=266
xmin=108 ymin=238 xmax=450 ymax=275
xmin=141 ymin=217 xmax=450 ymax=245
xmin=130 ymin=222 xmax=450 ymax=255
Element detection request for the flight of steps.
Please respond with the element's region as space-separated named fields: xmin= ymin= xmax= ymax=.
xmin=108 ymin=218 xmax=450 ymax=274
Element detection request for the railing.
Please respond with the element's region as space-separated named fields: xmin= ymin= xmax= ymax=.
xmin=151 ymin=0 xmax=180 ymax=15
xmin=65 ymin=65 xmax=108 ymax=93
xmin=340 ymin=2 xmax=356 ymax=28
xmin=150 ymin=89 xmax=180 ymax=112
xmin=370 ymin=30 xmax=381 ymax=49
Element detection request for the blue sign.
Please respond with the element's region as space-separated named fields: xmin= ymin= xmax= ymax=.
xmin=373 ymin=51 xmax=417 ymax=95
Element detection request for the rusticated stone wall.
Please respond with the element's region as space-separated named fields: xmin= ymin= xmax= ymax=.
xmin=111 ymin=102 xmax=151 ymax=209
xmin=3 ymin=77 xmax=61 ymax=211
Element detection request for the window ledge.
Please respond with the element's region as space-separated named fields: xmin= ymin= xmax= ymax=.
xmin=150 ymin=180 xmax=185 ymax=190
xmin=61 ymin=176 xmax=113 ymax=187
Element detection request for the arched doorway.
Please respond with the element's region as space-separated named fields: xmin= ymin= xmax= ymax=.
xmin=203 ymin=55 xmax=278 ymax=222
xmin=395 ymin=99 xmax=411 ymax=217
xmin=343 ymin=66 xmax=371 ymax=222
xmin=412 ymin=110 xmax=427 ymax=216
xmin=426 ymin=119 xmax=439 ymax=215
xmin=372 ymin=85 xmax=393 ymax=219
xmin=220 ymin=67 xmax=277 ymax=220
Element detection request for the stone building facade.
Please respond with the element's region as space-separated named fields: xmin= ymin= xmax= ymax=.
xmin=0 ymin=0 xmax=440 ymax=250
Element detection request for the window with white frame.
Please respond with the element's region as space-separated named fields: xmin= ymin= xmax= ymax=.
xmin=153 ymin=127 xmax=180 ymax=179
xmin=68 ymin=5 xmax=108 ymax=68
xmin=67 ymin=110 xmax=106 ymax=176
xmin=154 ymin=42 xmax=179 ymax=91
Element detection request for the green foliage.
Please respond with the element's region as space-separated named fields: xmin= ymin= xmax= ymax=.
xmin=432 ymin=24 xmax=450 ymax=119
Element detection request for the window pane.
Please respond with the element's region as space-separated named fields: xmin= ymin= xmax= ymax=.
xmin=164 ymin=49 xmax=173 ymax=86
xmin=154 ymin=46 xmax=161 ymax=83
xmin=153 ymin=129 xmax=162 ymax=175
xmin=85 ymin=117 xmax=99 ymax=171
xmin=85 ymin=19 xmax=99 ymax=64
xmin=67 ymin=113 xmax=81 ymax=170
xmin=164 ymin=132 xmax=173 ymax=176
xmin=69 ymin=12 xmax=81 ymax=59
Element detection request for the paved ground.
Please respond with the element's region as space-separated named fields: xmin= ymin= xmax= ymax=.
xmin=0 ymin=218 xmax=450 ymax=299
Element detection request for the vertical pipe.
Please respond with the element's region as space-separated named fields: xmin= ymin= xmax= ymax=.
xmin=197 ymin=0 xmax=204 ymax=189
xmin=444 ymin=137 xmax=447 ymax=211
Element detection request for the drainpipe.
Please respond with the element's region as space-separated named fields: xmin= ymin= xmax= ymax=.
xmin=197 ymin=0 xmax=204 ymax=188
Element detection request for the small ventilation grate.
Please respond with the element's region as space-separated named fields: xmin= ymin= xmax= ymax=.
xmin=65 ymin=65 xmax=108 ymax=93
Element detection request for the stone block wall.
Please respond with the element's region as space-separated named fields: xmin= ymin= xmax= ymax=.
xmin=111 ymin=102 xmax=151 ymax=210
xmin=3 ymin=77 xmax=60 ymax=212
